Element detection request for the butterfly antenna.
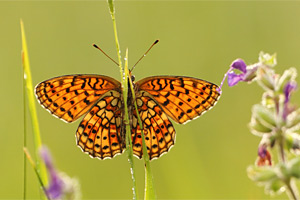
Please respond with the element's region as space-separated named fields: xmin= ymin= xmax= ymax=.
xmin=93 ymin=44 xmax=119 ymax=66
xmin=131 ymin=39 xmax=159 ymax=71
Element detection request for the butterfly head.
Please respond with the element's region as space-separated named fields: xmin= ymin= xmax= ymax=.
xmin=128 ymin=69 xmax=135 ymax=82
xmin=131 ymin=74 xmax=135 ymax=82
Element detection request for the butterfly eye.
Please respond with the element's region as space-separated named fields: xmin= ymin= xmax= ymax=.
xmin=131 ymin=75 xmax=135 ymax=82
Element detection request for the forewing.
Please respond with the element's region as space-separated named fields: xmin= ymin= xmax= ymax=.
xmin=76 ymin=90 xmax=125 ymax=159
xmin=35 ymin=75 xmax=121 ymax=123
xmin=131 ymin=92 xmax=176 ymax=160
xmin=136 ymin=76 xmax=221 ymax=124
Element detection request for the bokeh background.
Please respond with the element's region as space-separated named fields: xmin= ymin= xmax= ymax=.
xmin=2 ymin=1 xmax=300 ymax=199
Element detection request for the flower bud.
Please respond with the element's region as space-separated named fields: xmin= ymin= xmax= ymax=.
xmin=247 ymin=165 xmax=277 ymax=182
xmin=257 ymin=144 xmax=272 ymax=166
xmin=286 ymin=133 xmax=300 ymax=154
xmin=286 ymin=108 xmax=300 ymax=132
xmin=277 ymin=68 xmax=297 ymax=93
xmin=254 ymin=104 xmax=276 ymax=126
xmin=249 ymin=118 xmax=273 ymax=136
xmin=261 ymin=92 xmax=275 ymax=108
xmin=265 ymin=179 xmax=286 ymax=195
xmin=287 ymin=157 xmax=300 ymax=179
xmin=258 ymin=52 xmax=277 ymax=67
xmin=257 ymin=66 xmax=277 ymax=91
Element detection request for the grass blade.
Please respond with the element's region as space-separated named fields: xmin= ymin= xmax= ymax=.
xmin=128 ymin=75 xmax=156 ymax=200
xmin=23 ymin=57 xmax=27 ymax=200
xmin=124 ymin=49 xmax=138 ymax=200
xmin=21 ymin=19 xmax=48 ymax=197
xmin=23 ymin=148 xmax=50 ymax=200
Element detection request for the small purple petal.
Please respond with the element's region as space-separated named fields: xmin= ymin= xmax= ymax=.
xmin=227 ymin=72 xmax=245 ymax=87
xmin=40 ymin=146 xmax=64 ymax=199
xmin=284 ymin=82 xmax=297 ymax=104
xmin=40 ymin=146 xmax=54 ymax=172
xmin=257 ymin=145 xmax=272 ymax=166
xmin=283 ymin=82 xmax=297 ymax=120
xmin=231 ymin=59 xmax=247 ymax=73
xmin=258 ymin=145 xmax=267 ymax=158
xmin=46 ymin=175 xmax=64 ymax=199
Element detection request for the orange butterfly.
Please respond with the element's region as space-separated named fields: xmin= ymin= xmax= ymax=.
xmin=35 ymin=44 xmax=221 ymax=160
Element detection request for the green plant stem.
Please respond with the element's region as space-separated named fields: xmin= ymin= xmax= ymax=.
xmin=286 ymin=180 xmax=299 ymax=200
xmin=128 ymin=77 xmax=156 ymax=200
xmin=108 ymin=0 xmax=122 ymax=68
xmin=23 ymin=68 xmax=27 ymax=200
xmin=23 ymin=148 xmax=50 ymax=200
xmin=107 ymin=1 xmax=138 ymax=199
xmin=21 ymin=19 xmax=48 ymax=199
xmin=275 ymin=102 xmax=299 ymax=199
xmin=124 ymin=50 xmax=138 ymax=200
xmin=276 ymin=125 xmax=298 ymax=200
xmin=273 ymin=90 xmax=299 ymax=200
xmin=278 ymin=136 xmax=286 ymax=163
xmin=278 ymin=138 xmax=299 ymax=200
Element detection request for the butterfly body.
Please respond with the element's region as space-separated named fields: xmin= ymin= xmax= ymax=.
xmin=35 ymin=74 xmax=221 ymax=160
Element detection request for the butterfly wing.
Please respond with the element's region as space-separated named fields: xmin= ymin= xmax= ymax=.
xmin=76 ymin=90 xmax=125 ymax=159
xmin=131 ymin=91 xmax=176 ymax=160
xmin=136 ymin=76 xmax=221 ymax=124
xmin=35 ymin=75 xmax=121 ymax=123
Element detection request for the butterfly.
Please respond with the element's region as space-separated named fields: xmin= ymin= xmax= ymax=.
xmin=35 ymin=73 xmax=221 ymax=160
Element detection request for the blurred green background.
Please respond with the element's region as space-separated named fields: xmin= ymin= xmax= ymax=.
xmin=2 ymin=1 xmax=300 ymax=199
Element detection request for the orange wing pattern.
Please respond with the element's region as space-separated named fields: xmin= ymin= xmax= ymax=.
xmin=35 ymin=75 xmax=120 ymax=123
xmin=136 ymin=76 xmax=221 ymax=124
xmin=76 ymin=90 xmax=125 ymax=159
xmin=35 ymin=73 xmax=220 ymax=161
xmin=131 ymin=91 xmax=176 ymax=160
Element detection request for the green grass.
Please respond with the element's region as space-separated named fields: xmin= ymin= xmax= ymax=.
xmin=107 ymin=0 xmax=156 ymax=199
xmin=21 ymin=19 xmax=48 ymax=200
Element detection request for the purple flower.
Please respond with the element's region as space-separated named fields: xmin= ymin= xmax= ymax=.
xmin=40 ymin=146 xmax=64 ymax=199
xmin=227 ymin=71 xmax=245 ymax=87
xmin=284 ymin=82 xmax=297 ymax=104
xmin=218 ymin=59 xmax=257 ymax=90
xmin=39 ymin=146 xmax=81 ymax=199
xmin=258 ymin=145 xmax=267 ymax=158
xmin=257 ymin=145 xmax=272 ymax=166
xmin=231 ymin=59 xmax=247 ymax=73
xmin=227 ymin=59 xmax=247 ymax=87
xmin=283 ymin=82 xmax=297 ymax=120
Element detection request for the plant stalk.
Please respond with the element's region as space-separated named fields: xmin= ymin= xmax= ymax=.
xmin=278 ymin=138 xmax=299 ymax=200
xmin=107 ymin=1 xmax=138 ymax=199
xmin=23 ymin=148 xmax=50 ymax=200
xmin=21 ymin=19 xmax=48 ymax=199
xmin=286 ymin=179 xmax=299 ymax=200
xmin=128 ymin=77 xmax=156 ymax=200
xmin=23 ymin=67 xmax=27 ymax=200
